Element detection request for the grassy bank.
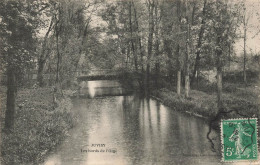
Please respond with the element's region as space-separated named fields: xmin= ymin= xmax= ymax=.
xmin=152 ymin=86 xmax=260 ymax=119
xmin=1 ymin=87 xmax=75 ymax=165
xmin=121 ymin=71 xmax=259 ymax=121
xmin=151 ymin=88 xmax=217 ymax=118
xmin=151 ymin=81 xmax=260 ymax=145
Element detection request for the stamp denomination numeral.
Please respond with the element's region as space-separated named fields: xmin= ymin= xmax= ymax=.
xmin=226 ymin=147 xmax=234 ymax=157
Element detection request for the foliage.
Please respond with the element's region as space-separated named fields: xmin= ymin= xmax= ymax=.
xmin=0 ymin=0 xmax=42 ymax=79
xmin=96 ymin=0 xmax=244 ymax=85
xmin=1 ymin=87 xmax=75 ymax=165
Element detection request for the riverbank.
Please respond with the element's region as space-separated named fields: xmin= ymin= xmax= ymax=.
xmin=151 ymin=84 xmax=260 ymax=120
xmin=1 ymin=87 xmax=75 ymax=165
xmin=150 ymin=82 xmax=260 ymax=146
xmin=121 ymin=72 xmax=260 ymax=121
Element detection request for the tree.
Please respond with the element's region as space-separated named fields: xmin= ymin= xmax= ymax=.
xmin=132 ymin=0 xmax=145 ymax=88
xmin=209 ymin=0 xmax=238 ymax=112
xmin=184 ymin=0 xmax=190 ymax=98
xmin=242 ymin=4 xmax=250 ymax=87
xmin=0 ymin=0 xmax=40 ymax=130
xmin=100 ymin=1 xmax=131 ymax=70
xmin=100 ymin=0 xmax=147 ymax=89
xmin=128 ymin=1 xmax=138 ymax=72
xmin=190 ymin=0 xmax=207 ymax=86
xmin=37 ymin=1 xmax=54 ymax=87
xmin=154 ymin=0 xmax=161 ymax=89
xmin=146 ymin=0 xmax=155 ymax=89
xmin=175 ymin=0 xmax=183 ymax=96
xmin=36 ymin=0 xmax=100 ymax=87
xmin=160 ymin=0 xmax=175 ymax=85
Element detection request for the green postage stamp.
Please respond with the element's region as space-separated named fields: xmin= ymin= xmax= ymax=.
xmin=221 ymin=118 xmax=258 ymax=162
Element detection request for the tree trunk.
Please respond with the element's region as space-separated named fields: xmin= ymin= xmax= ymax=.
xmin=177 ymin=71 xmax=181 ymax=95
xmin=56 ymin=33 xmax=60 ymax=83
xmin=154 ymin=0 xmax=160 ymax=89
xmin=5 ymin=67 xmax=16 ymax=130
xmin=132 ymin=0 xmax=144 ymax=89
xmin=176 ymin=44 xmax=181 ymax=96
xmin=37 ymin=18 xmax=53 ymax=87
xmin=243 ymin=17 xmax=247 ymax=87
xmin=37 ymin=59 xmax=45 ymax=86
xmin=163 ymin=41 xmax=174 ymax=82
xmin=217 ymin=68 xmax=223 ymax=111
xmin=191 ymin=0 xmax=207 ymax=86
xmin=228 ymin=43 xmax=231 ymax=70
xmin=216 ymin=36 xmax=223 ymax=112
xmin=184 ymin=0 xmax=190 ymax=98
xmin=126 ymin=42 xmax=130 ymax=69
xmin=185 ymin=22 xmax=190 ymax=98
xmin=129 ymin=2 xmax=138 ymax=72
xmin=146 ymin=0 xmax=155 ymax=89
xmin=54 ymin=6 xmax=62 ymax=84
xmin=176 ymin=0 xmax=182 ymax=96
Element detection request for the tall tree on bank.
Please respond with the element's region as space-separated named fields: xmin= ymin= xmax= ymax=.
xmin=176 ymin=0 xmax=182 ymax=96
xmin=154 ymin=0 xmax=161 ymax=89
xmin=0 ymin=0 xmax=40 ymax=130
xmin=132 ymin=0 xmax=145 ymax=88
xmin=184 ymin=0 xmax=190 ymax=98
xmin=161 ymin=0 xmax=175 ymax=85
xmin=146 ymin=0 xmax=155 ymax=89
xmin=242 ymin=4 xmax=251 ymax=88
xmin=37 ymin=17 xmax=53 ymax=87
xmin=37 ymin=1 xmax=54 ymax=87
xmin=190 ymin=0 xmax=207 ymax=86
xmin=128 ymin=1 xmax=138 ymax=72
xmin=211 ymin=0 xmax=237 ymax=112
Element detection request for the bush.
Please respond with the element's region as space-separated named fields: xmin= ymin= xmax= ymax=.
xmin=1 ymin=87 xmax=75 ymax=165
xmin=223 ymin=70 xmax=259 ymax=84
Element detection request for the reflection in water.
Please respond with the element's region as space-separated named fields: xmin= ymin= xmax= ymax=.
xmin=81 ymin=80 xmax=124 ymax=97
xmin=44 ymin=80 xmax=225 ymax=165
xmin=88 ymin=81 xmax=96 ymax=98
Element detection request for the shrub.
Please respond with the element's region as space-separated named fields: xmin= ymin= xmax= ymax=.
xmin=1 ymin=87 xmax=75 ymax=165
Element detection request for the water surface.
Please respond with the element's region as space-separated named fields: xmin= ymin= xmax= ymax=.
xmin=43 ymin=80 xmax=231 ymax=165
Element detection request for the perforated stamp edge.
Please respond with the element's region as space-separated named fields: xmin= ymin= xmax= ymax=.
xmin=220 ymin=118 xmax=259 ymax=163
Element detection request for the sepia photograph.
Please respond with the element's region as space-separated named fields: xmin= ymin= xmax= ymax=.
xmin=0 ymin=0 xmax=260 ymax=164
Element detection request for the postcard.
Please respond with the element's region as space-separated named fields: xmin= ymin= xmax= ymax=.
xmin=0 ymin=0 xmax=259 ymax=165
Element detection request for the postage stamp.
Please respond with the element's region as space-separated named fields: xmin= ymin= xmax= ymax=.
xmin=221 ymin=118 xmax=258 ymax=162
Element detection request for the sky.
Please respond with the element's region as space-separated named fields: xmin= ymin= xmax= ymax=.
xmin=235 ymin=0 xmax=260 ymax=55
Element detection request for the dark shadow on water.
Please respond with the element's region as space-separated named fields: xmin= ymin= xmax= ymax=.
xmin=207 ymin=108 xmax=254 ymax=152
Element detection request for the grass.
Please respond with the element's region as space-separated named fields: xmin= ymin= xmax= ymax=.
xmin=1 ymin=87 xmax=76 ymax=165
xmin=152 ymin=83 xmax=260 ymax=119
xmin=151 ymin=88 xmax=218 ymax=118
xmin=151 ymin=76 xmax=260 ymax=147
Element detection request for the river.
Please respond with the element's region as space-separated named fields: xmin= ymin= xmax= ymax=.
xmin=43 ymin=80 xmax=241 ymax=165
